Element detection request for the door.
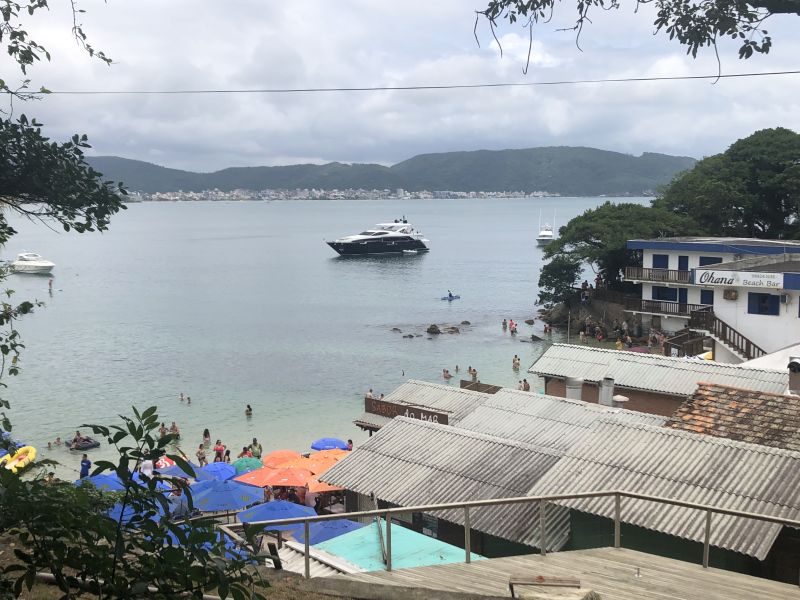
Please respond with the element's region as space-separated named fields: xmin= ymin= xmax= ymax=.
xmin=678 ymin=288 xmax=688 ymax=304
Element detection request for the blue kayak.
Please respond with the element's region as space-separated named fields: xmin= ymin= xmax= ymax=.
xmin=441 ymin=295 xmax=461 ymax=301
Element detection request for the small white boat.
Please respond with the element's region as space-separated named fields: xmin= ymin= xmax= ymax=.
xmin=9 ymin=253 xmax=55 ymax=274
xmin=536 ymin=224 xmax=554 ymax=246
xmin=536 ymin=210 xmax=556 ymax=246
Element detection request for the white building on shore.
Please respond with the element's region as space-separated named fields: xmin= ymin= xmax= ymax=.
xmin=623 ymin=237 xmax=800 ymax=363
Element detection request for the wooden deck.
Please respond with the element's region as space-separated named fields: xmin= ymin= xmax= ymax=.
xmin=333 ymin=547 xmax=800 ymax=599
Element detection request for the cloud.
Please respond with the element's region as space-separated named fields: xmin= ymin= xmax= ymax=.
xmin=2 ymin=0 xmax=798 ymax=171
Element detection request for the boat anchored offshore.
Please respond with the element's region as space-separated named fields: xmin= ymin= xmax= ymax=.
xmin=326 ymin=218 xmax=429 ymax=256
xmin=9 ymin=252 xmax=55 ymax=274
xmin=536 ymin=210 xmax=556 ymax=246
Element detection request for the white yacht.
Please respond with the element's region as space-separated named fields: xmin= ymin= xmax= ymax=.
xmin=536 ymin=223 xmax=554 ymax=246
xmin=326 ymin=218 xmax=429 ymax=256
xmin=9 ymin=253 xmax=55 ymax=274
xmin=536 ymin=210 xmax=556 ymax=246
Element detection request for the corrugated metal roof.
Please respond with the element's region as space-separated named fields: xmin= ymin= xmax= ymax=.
xmin=354 ymin=380 xmax=492 ymax=431
xmin=529 ymin=344 xmax=789 ymax=397
xmin=323 ymin=417 xmax=570 ymax=551
xmin=275 ymin=541 xmax=363 ymax=577
xmin=455 ymin=388 xmax=666 ymax=451
xmin=527 ymin=420 xmax=800 ymax=559
xmin=382 ymin=380 xmax=491 ymax=420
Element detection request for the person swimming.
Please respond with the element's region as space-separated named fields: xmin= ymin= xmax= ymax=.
xmin=245 ymin=404 xmax=253 ymax=416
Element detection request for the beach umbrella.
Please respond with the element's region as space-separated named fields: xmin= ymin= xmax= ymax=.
xmin=200 ymin=462 xmax=236 ymax=481
xmin=238 ymin=500 xmax=316 ymax=531
xmin=158 ymin=461 xmax=212 ymax=480
xmin=232 ymin=457 xmax=263 ymax=475
xmin=311 ymin=449 xmax=349 ymax=461
xmin=155 ymin=456 xmax=175 ymax=469
xmin=191 ymin=479 xmax=262 ymax=512
xmin=77 ymin=473 xmax=125 ymax=492
xmin=294 ymin=519 xmax=364 ymax=545
xmin=132 ymin=472 xmax=172 ymax=491
xmin=307 ymin=476 xmax=343 ymax=494
xmin=235 ymin=466 xmax=313 ymax=488
xmin=310 ymin=438 xmax=348 ymax=451
xmin=262 ymin=449 xmax=302 ymax=468
xmin=278 ymin=455 xmax=339 ymax=475
xmin=108 ymin=500 xmax=165 ymax=525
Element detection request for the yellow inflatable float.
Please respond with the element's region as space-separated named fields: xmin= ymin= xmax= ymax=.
xmin=0 ymin=446 xmax=36 ymax=474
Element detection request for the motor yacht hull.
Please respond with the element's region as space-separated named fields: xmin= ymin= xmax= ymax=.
xmin=327 ymin=238 xmax=429 ymax=256
xmin=10 ymin=262 xmax=54 ymax=274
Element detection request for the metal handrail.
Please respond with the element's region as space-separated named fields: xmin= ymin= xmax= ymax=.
xmin=228 ymin=488 xmax=800 ymax=581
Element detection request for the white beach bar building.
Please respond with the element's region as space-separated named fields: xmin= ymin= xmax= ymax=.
xmin=624 ymin=238 xmax=800 ymax=363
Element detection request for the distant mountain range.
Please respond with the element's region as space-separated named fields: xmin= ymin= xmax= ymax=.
xmin=87 ymin=147 xmax=696 ymax=196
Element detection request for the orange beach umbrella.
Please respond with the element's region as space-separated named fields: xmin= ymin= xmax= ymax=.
xmin=307 ymin=476 xmax=342 ymax=494
xmin=261 ymin=450 xmax=302 ymax=468
xmin=234 ymin=466 xmax=313 ymax=488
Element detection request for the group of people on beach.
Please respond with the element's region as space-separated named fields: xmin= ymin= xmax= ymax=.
xmin=195 ymin=433 xmax=264 ymax=466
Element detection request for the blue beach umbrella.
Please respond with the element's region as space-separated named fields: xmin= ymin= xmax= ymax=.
xmin=132 ymin=472 xmax=172 ymax=491
xmin=238 ymin=500 xmax=316 ymax=531
xmin=191 ymin=479 xmax=262 ymax=512
xmin=294 ymin=519 xmax=365 ymax=545
xmin=158 ymin=461 xmax=214 ymax=481
xmin=77 ymin=473 xmax=125 ymax=492
xmin=200 ymin=462 xmax=236 ymax=481
xmin=310 ymin=437 xmax=348 ymax=451
xmin=164 ymin=528 xmax=251 ymax=561
xmin=108 ymin=500 xmax=165 ymax=525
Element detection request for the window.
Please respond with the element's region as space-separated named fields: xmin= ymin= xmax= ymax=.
xmin=748 ymin=292 xmax=780 ymax=316
xmin=678 ymin=256 xmax=689 ymax=271
xmin=652 ymin=254 xmax=669 ymax=269
xmin=700 ymin=290 xmax=715 ymax=305
xmin=699 ymin=256 xmax=723 ymax=266
xmin=652 ymin=286 xmax=678 ymax=302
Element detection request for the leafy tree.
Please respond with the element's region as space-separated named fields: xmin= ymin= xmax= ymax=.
xmin=1 ymin=408 xmax=267 ymax=599
xmin=541 ymin=202 xmax=701 ymax=288
xmin=478 ymin=0 xmax=797 ymax=63
xmin=537 ymin=255 xmax=582 ymax=307
xmin=654 ymin=127 xmax=800 ymax=238
xmin=0 ymin=3 xmax=267 ymax=599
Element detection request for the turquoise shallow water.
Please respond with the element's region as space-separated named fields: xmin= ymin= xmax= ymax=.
xmin=2 ymin=196 xmax=642 ymax=476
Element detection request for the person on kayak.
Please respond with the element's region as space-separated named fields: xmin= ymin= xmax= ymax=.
xmin=448 ymin=290 xmax=454 ymax=300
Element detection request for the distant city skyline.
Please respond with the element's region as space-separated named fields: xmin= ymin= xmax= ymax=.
xmin=9 ymin=1 xmax=800 ymax=171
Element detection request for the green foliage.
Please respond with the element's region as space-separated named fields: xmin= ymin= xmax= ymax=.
xmin=537 ymin=255 xmax=582 ymax=307
xmin=542 ymin=202 xmax=701 ymax=285
xmin=654 ymin=127 xmax=800 ymax=238
xmin=0 ymin=115 xmax=127 ymax=244
xmin=0 ymin=407 xmax=267 ymax=599
xmin=480 ymin=0 xmax=791 ymax=62
xmin=87 ymin=148 xmax=696 ymax=195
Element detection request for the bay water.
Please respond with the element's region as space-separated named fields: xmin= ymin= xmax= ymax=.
xmin=4 ymin=196 xmax=643 ymax=476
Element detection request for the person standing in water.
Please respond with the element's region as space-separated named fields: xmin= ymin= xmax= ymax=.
xmin=245 ymin=404 xmax=253 ymax=416
xmin=196 ymin=444 xmax=208 ymax=467
xmin=79 ymin=454 xmax=91 ymax=478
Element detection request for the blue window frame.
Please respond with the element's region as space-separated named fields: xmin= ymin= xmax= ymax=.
xmin=699 ymin=256 xmax=723 ymax=266
xmin=652 ymin=254 xmax=669 ymax=269
xmin=700 ymin=290 xmax=714 ymax=305
xmin=678 ymin=256 xmax=689 ymax=271
xmin=652 ymin=286 xmax=678 ymax=302
xmin=748 ymin=292 xmax=779 ymax=316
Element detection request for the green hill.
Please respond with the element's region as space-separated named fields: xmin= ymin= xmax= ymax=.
xmin=88 ymin=147 xmax=695 ymax=196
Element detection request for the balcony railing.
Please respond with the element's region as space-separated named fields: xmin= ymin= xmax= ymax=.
xmin=664 ymin=328 xmax=706 ymax=357
xmin=625 ymin=266 xmax=691 ymax=284
xmin=226 ymin=488 xmax=800 ymax=581
xmin=624 ymin=297 xmax=706 ymax=317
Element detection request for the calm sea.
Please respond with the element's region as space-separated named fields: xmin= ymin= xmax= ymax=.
xmin=3 ymin=196 xmax=644 ymax=476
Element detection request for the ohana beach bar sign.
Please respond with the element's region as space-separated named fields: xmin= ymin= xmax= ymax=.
xmin=365 ymin=397 xmax=449 ymax=425
xmin=696 ymin=269 xmax=783 ymax=289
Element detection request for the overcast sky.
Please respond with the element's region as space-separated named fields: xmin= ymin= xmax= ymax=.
xmin=3 ymin=1 xmax=799 ymax=171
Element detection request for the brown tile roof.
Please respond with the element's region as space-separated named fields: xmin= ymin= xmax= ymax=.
xmin=666 ymin=382 xmax=800 ymax=452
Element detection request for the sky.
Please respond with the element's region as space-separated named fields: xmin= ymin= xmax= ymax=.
xmin=2 ymin=0 xmax=799 ymax=171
